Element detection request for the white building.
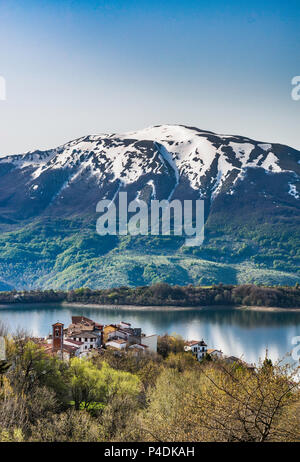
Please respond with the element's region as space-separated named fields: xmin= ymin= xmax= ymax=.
xmin=105 ymin=339 xmax=127 ymax=350
xmin=184 ymin=340 xmax=207 ymax=361
xmin=140 ymin=334 xmax=158 ymax=353
xmin=64 ymin=338 xmax=84 ymax=356
xmin=69 ymin=331 xmax=98 ymax=352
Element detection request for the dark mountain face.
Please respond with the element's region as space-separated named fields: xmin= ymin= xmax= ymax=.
xmin=0 ymin=124 xmax=298 ymax=290
xmin=0 ymin=124 xmax=299 ymax=223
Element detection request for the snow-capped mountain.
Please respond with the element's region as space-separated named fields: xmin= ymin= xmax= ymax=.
xmin=0 ymin=124 xmax=299 ymax=223
xmin=0 ymin=124 xmax=299 ymax=290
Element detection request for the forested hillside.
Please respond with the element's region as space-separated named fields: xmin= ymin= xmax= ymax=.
xmin=0 ymin=283 xmax=299 ymax=308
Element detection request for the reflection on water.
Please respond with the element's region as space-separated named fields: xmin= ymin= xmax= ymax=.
xmin=1 ymin=304 xmax=300 ymax=364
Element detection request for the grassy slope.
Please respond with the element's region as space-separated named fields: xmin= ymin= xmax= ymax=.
xmin=39 ymin=254 xmax=299 ymax=290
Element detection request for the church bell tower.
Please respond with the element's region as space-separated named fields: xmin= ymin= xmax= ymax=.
xmin=52 ymin=322 xmax=64 ymax=352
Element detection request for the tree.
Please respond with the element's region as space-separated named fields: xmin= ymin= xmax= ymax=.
xmin=6 ymin=338 xmax=67 ymax=399
xmin=29 ymin=409 xmax=102 ymax=442
xmin=140 ymin=360 xmax=300 ymax=442
xmin=99 ymin=393 xmax=141 ymax=441
xmin=0 ymin=375 xmax=27 ymax=440
xmin=157 ymin=334 xmax=185 ymax=358
xmin=68 ymin=358 xmax=106 ymax=410
xmin=68 ymin=358 xmax=141 ymax=411
xmin=191 ymin=361 xmax=300 ymax=442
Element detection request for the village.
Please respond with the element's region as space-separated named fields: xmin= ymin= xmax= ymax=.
xmin=32 ymin=315 xmax=254 ymax=369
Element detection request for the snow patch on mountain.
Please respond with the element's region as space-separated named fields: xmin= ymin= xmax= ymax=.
xmin=0 ymin=124 xmax=297 ymax=203
xmin=229 ymin=142 xmax=254 ymax=164
xmin=211 ymin=155 xmax=234 ymax=200
xmin=147 ymin=180 xmax=156 ymax=199
xmin=260 ymin=152 xmax=282 ymax=172
xmin=288 ymin=183 xmax=299 ymax=199
xmin=258 ymin=143 xmax=272 ymax=151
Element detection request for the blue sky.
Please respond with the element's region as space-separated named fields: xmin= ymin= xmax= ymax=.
xmin=0 ymin=0 xmax=299 ymax=154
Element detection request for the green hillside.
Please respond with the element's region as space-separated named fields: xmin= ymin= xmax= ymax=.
xmin=0 ymin=218 xmax=298 ymax=290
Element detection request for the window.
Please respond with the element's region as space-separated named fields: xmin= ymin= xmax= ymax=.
xmin=55 ymin=329 xmax=60 ymax=337
xmin=85 ymin=346 xmax=87 ymax=350
xmin=85 ymin=338 xmax=88 ymax=342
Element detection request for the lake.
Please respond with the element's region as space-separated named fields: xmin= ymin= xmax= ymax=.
xmin=1 ymin=304 xmax=300 ymax=365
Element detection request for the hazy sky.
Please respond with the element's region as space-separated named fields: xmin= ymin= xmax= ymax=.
xmin=0 ymin=0 xmax=300 ymax=155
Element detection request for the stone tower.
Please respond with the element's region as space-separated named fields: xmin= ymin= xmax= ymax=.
xmin=52 ymin=322 xmax=64 ymax=353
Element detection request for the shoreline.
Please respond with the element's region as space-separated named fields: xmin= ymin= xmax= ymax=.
xmin=0 ymin=301 xmax=299 ymax=312
xmin=61 ymin=302 xmax=300 ymax=312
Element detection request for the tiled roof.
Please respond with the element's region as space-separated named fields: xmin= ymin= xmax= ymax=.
xmin=61 ymin=344 xmax=78 ymax=353
xmin=185 ymin=340 xmax=200 ymax=346
xmin=42 ymin=343 xmax=79 ymax=354
xmin=65 ymin=338 xmax=84 ymax=346
xmin=185 ymin=339 xmax=207 ymax=347
xmin=72 ymin=316 xmax=94 ymax=325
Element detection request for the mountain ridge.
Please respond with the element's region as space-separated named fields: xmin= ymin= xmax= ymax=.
xmin=0 ymin=124 xmax=299 ymax=221
xmin=0 ymin=124 xmax=298 ymax=290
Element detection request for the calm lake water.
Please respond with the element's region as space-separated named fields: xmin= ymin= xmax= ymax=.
xmin=1 ymin=304 xmax=300 ymax=365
